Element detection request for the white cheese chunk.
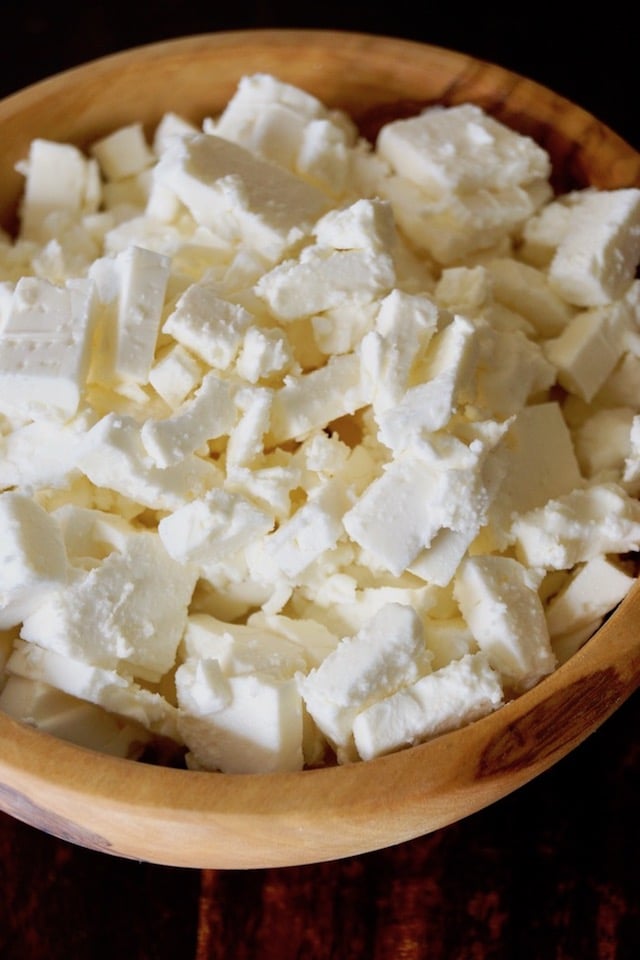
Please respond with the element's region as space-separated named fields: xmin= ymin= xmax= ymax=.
xmin=353 ymin=651 xmax=503 ymax=761
xmin=182 ymin=612 xmax=310 ymax=679
xmin=90 ymin=122 xmax=155 ymax=181
xmin=545 ymin=555 xmax=636 ymax=637
xmin=260 ymin=479 xmax=353 ymax=580
xmin=153 ymin=132 xmax=330 ymax=262
xmin=454 ymin=555 xmax=556 ymax=690
xmin=548 ymin=188 xmax=640 ymax=306
xmin=176 ymin=667 xmax=304 ymax=773
xmin=20 ymin=532 xmax=197 ymax=681
xmin=0 ymin=492 xmax=69 ymax=628
xmin=298 ymin=602 xmax=431 ymax=761
xmin=90 ymin=245 xmax=170 ymax=384
xmin=376 ymin=104 xmax=550 ymax=197
xmin=512 ymin=482 xmax=640 ymax=570
xmin=0 ymin=276 xmax=97 ymax=421
xmin=141 ymin=371 xmax=236 ymax=466
xmin=158 ymin=488 xmax=274 ymax=567
xmin=254 ymin=245 xmax=395 ymax=321
xmin=7 ymin=639 xmax=180 ymax=740
xmin=359 ymin=289 xmax=439 ymax=412
xmin=0 ymin=412 xmax=96 ymax=494
xmin=380 ymin=175 xmax=545 ymax=265
xmin=0 ymin=675 xmax=150 ymax=758
xmin=484 ymin=257 xmax=575 ymax=337
xmin=268 ymin=353 xmax=369 ymax=444
xmin=544 ymin=300 xmax=629 ymax=402
xmin=19 ymin=138 xmax=101 ymax=240
xmin=481 ymin=401 xmax=583 ymax=550
xmin=78 ymin=412 xmax=221 ymax=512
xmin=162 ymin=281 xmax=252 ymax=370
xmin=344 ymin=431 xmax=504 ymax=578
xmin=148 ymin=343 xmax=203 ymax=409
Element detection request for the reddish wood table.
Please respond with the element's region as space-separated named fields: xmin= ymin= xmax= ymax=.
xmin=1 ymin=690 xmax=637 ymax=959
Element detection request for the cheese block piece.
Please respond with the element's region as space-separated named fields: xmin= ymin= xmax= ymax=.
xmin=548 ymin=188 xmax=640 ymax=306
xmin=377 ymin=103 xmax=550 ymax=196
xmin=454 ymin=554 xmax=556 ymax=690
xmin=0 ymin=276 xmax=97 ymax=422
xmin=353 ymin=652 xmax=503 ymax=761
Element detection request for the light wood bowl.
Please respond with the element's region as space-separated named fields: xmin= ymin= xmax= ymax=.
xmin=0 ymin=29 xmax=638 ymax=869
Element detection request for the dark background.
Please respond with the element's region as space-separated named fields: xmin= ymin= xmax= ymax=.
xmin=1 ymin=1 xmax=639 ymax=151
xmin=1 ymin=4 xmax=639 ymax=959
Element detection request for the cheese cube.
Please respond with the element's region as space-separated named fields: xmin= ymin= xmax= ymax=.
xmin=298 ymin=602 xmax=431 ymax=761
xmin=512 ymin=482 xmax=640 ymax=570
xmin=162 ymin=281 xmax=252 ymax=370
xmin=484 ymin=257 xmax=575 ymax=337
xmin=545 ymin=554 xmax=636 ymax=637
xmin=158 ymin=488 xmax=274 ymax=567
xmin=148 ymin=343 xmax=203 ymax=409
xmin=482 ymin=401 xmax=583 ymax=550
xmin=153 ymin=133 xmax=330 ymax=262
xmin=0 ymin=492 xmax=69 ymax=628
xmin=376 ymin=104 xmax=550 ymax=197
xmin=268 ymin=353 xmax=369 ymax=444
xmin=0 ymin=276 xmax=97 ymax=422
xmin=0 ymin=675 xmax=151 ymax=758
xmin=380 ymin=175 xmax=544 ymax=265
xmin=359 ymin=289 xmax=439 ymax=412
xmin=90 ymin=245 xmax=171 ymax=385
xmin=140 ymin=371 xmax=236 ymax=467
xmin=548 ymin=188 xmax=640 ymax=306
xmin=0 ymin=413 xmax=95 ymax=495
xmin=19 ymin=139 xmax=101 ymax=240
xmin=573 ymin=406 xmax=635 ymax=479
xmin=544 ymin=300 xmax=629 ymax=402
xmin=454 ymin=555 xmax=556 ymax=690
xmin=353 ymin=651 xmax=503 ymax=761
xmin=261 ymin=479 xmax=352 ymax=580
xmin=7 ymin=639 xmax=180 ymax=740
xmin=90 ymin=123 xmax=155 ymax=181
xmin=182 ymin=612 xmax=310 ymax=679
xmin=176 ymin=668 xmax=304 ymax=773
xmin=254 ymin=245 xmax=395 ymax=321
xmin=78 ymin=412 xmax=222 ymax=512
xmin=20 ymin=531 xmax=197 ymax=681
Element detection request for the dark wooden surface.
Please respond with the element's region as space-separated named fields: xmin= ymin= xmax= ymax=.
xmin=0 ymin=691 xmax=637 ymax=959
xmin=1 ymin=6 xmax=639 ymax=958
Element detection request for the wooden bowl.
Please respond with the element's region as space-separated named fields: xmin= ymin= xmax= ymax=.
xmin=0 ymin=29 xmax=638 ymax=870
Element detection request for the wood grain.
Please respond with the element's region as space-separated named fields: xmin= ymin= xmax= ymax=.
xmin=1 ymin=689 xmax=637 ymax=959
xmin=0 ymin=30 xmax=638 ymax=871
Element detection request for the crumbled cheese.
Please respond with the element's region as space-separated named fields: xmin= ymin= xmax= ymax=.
xmin=0 ymin=75 xmax=638 ymax=774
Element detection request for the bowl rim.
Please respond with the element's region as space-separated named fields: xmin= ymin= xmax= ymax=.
xmin=0 ymin=28 xmax=638 ymax=869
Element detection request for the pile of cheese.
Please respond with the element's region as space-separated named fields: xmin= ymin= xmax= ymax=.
xmin=1 ymin=74 xmax=640 ymax=773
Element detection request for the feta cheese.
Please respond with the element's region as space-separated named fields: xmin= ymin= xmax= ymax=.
xmin=454 ymin=555 xmax=556 ymax=690
xmin=90 ymin=122 xmax=155 ymax=181
xmin=353 ymin=652 xmax=503 ymax=761
xmin=20 ymin=532 xmax=197 ymax=681
xmin=548 ymin=188 xmax=640 ymax=306
xmin=90 ymin=245 xmax=170 ymax=384
xmin=376 ymin=104 xmax=550 ymax=196
xmin=298 ymin=602 xmax=431 ymax=761
xmin=512 ymin=483 xmax=640 ymax=570
xmin=0 ymin=492 xmax=68 ymax=628
xmin=153 ymin=132 xmax=330 ymax=262
xmin=0 ymin=78 xmax=638 ymax=774
xmin=19 ymin=138 xmax=101 ymax=240
xmin=0 ymin=276 xmax=98 ymax=421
